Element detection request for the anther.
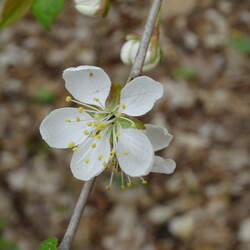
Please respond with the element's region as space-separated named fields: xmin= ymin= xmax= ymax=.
xmin=123 ymin=150 xmax=129 ymax=155
xmin=72 ymin=147 xmax=78 ymax=152
xmin=95 ymin=135 xmax=102 ymax=139
xmin=76 ymin=116 xmax=81 ymax=122
xmin=83 ymin=130 xmax=89 ymax=135
xmin=94 ymin=114 xmax=101 ymax=120
xmin=102 ymin=162 xmax=108 ymax=168
xmin=121 ymin=104 xmax=126 ymax=109
xmin=93 ymin=97 xmax=99 ymax=102
xmin=98 ymin=155 xmax=103 ymax=161
xmin=91 ymin=143 xmax=96 ymax=148
xmin=84 ymin=159 xmax=90 ymax=164
xmin=105 ymin=185 xmax=111 ymax=190
xmin=67 ymin=142 xmax=76 ymax=148
xmin=65 ymin=119 xmax=72 ymax=122
xmin=65 ymin=96 xmax=72 ymax=102
xmin=115 ymin=132 xmax=121 ymax=137
xmin=127 ymin=182 xmax=132 ymax=187
xmin=87 ymin=121 xmax=93 ymax=126
xmin=111 ymin=149 xmax=116 ymax=154
xmin=78 ymin=107 xmax=84 ymax=113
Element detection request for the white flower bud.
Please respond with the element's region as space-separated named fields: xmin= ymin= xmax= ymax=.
xmin=75 ymin=0 xmax=109 ymax=17
xmin=120 ymin=35 xmax=162 ymax=71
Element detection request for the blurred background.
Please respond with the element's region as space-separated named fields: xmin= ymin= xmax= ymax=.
xmin=0 ymin=0 xmax=250 ymax=249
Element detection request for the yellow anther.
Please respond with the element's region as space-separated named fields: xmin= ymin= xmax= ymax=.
xmin=121 ymin=104 xmax=126 ymax=109
xmin=111 ymin=161 xmax=116 ymax=166
xmin=76 ymin=116 xmax=81 ymax=122
xmin=95 ymin=122 xmax=107 ymax=131
xmin=83 ymin=130 xmax=89 ymax=135
xmin=91 ymin=143 xmax=96 ymax=148
xmin=141 ymin=180 xmax=148 ymax=185
xmin=127 ymin=182 xmax=132 ymax=187
xmin=109 ymin=156 xmax=113 ymax=161
xmin=115 ymin=112 xmax=122 ymax=118
xmin=95 ymin=134 xmax=102 ymax=139
xmin=65 ymin=119 xmax=72 ymax=122
xmin=102 ymin=162 xmax=108 ymax=168
xmin=111 ymin=149 xmax=116 ymax=155
xmin=78 ymin=107 xmax=84 ymax=113
xmin=67 ymin=142 xmax=76 ymax=148
xmin=105 ymin=185 xmax=111 ymax=190
xmin=94 ymin=114 xmax=101 ymax=120
xmin=98 ymin=155 xmax=104 ymax=161
xmin=65 ymin=96 xmax=72 ymax=102
xmin=93 ymin=97 xmax=99 ymax=102
xmin=121 ymin=185 xmax=126 ymax=190
xmin=123 ymin=150 xmax=129 ymax=155
xmin=90 ymin=133 xmax=96 ymax=137
xmin=72 ymin=147 xmax=78 ymax=152
xmin=115 ymin=132 xmax=121 ymax=137
xmin=87 ymin=121 xmax=93 ymax=126
xmin=84 ymin=159 xmax=90 ymax=164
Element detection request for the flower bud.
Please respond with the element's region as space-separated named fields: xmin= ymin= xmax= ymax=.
xmin=75 ymin=0 xmax=110 ymax=17
xmin=120 ymin=34 xmax=162 ymax=71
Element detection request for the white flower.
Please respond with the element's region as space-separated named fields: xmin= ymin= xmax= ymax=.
xmin=40 ymin=66 xmax=175 ymax=188
xmin=120 ymin=35 xmax=162 ymax=72
xmin=74 ymin=0 xmax=109 ymax=17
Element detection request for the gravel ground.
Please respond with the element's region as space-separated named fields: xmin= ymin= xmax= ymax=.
xmin=0 ymin=0 xmax=250 ymax=249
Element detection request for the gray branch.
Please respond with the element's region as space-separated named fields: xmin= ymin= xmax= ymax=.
xmin=58 ymin=0 xmax=162 ymax=249
xmin=128 ymin=0 xmax=162 ymax=80
xmin=58 ymin=178 xmax=95 ymax=250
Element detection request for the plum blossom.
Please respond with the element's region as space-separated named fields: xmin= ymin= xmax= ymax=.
xmin=40 ymin=66 xmax=175 ymax=188
xmin=74 ymin=0 xmax=109 ymax=17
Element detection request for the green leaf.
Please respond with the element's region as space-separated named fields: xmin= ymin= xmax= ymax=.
xmin=0 ymin=237 xmax=18 ymax=250
xmin=228 ymin=36 xmax=250 ymax=54
xmin=37 ymin=237 xmax=58 ymax=250
xmin=33 ymin=88 xmax=56 ymax=104
xmin=117 ymin=116 xmax=145 ymax=130
xmin=172 ymin=66 xmax=197 ymax=80
xmin=105 ymin=82 xmax=122 ymax=111
xmin=0 ymin=0 xmax=32 ymax=28
xmin=31 ymin=0 xmax=64 ymax=29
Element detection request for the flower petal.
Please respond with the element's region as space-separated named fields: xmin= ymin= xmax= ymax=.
xmin=63 ymin=66 xmax=111 ymax=107
xmin=39 ymin=108 xmax=93 ymax=149
xmin=116 ymin=128 xmax=154 ymax=177
xmin=151 ymin=156 xmax=176 ymax=174
xmin=70 ymin=130 xmax=111 ymax=181
xmin=145 ymin=124 xmax=173 ymax=151
xmin=119 ymin=76 xmax=163 ymax=116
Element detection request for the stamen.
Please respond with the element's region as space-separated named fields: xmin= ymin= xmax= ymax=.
xmin=84 ymin=159 xmax=90 ymax=164
xmin=98 ymin=155 xmax=103 ymax=161
xmin=94 ymin=114 xmax=101 ymax=120
xmin=93 ymin=97 xmax=100 ymax=102
xmin=115 ymin=112 xmax=122 ymax=118
xmin=91 ymin=143 xmax=96 ymax=148
xmin=102 ymin=162 xmax=108 ymax=168
xmin=111 ymin=149 xmax=116 ymax=155
xmin=72 ymin=147 xmax=78 ymax=152
xmin=83 ymin=130 xmax=89 ymax=135
xmin=67 ymin=142 xmax=76 ymax=148
xmin=65 ymin=119 xmax=72 ymax=122
xmin=115 ymin=131 xmax=121 ymax=137
xmin=123 ymin=150 xmax=129 ymax=155
xmin=65 ymin=96 xmax=72 ymax=102
xmin=121 ymin=104 xmax=126 ymax=109
xmin=87 ymin=122 xmax=93 ymax=126
xmin=78 ymin=107 xmax=84 ymax=113
xmin=76 ymin=116 xmax=81 ymax=122
xmin=95 ymin=134 xmax=102 ymax=139
xmin=140 ymin=177 xmax=148 ymax=184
